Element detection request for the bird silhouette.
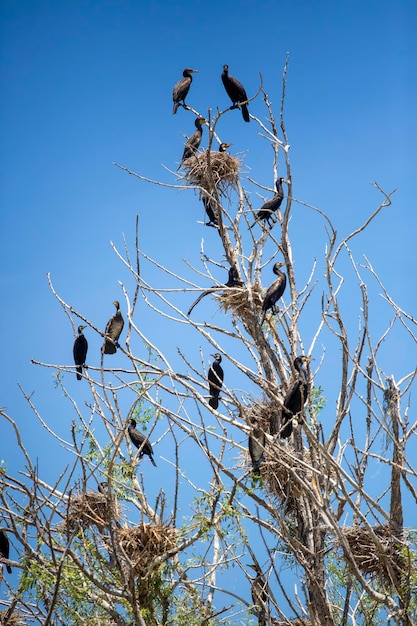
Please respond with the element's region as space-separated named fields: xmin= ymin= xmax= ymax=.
xmin=208 ymin=353 xmax=224 ymax=409
xmin=128 ymin=419 xmax=157 ymax=466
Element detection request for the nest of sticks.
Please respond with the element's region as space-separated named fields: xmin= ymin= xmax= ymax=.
xmin=117 ymin=521 xmax=177 ymax=579
xmin=66 ymin=490 xmax=119 ymax=532
xmin=340 ymin=524 xmax=409 ymax=581
xmin=216 ymin=282 xmax=262 ymax=322
xmin=241 ymin=399 xmax=326 ymax=511
xmin=0 ymin=612 xmax=27 ymax=626
xmin=182 ymin=149 xmax=241 ymax=193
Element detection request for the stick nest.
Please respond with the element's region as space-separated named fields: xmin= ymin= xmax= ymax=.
xmin=182 ymin=150 xmax=241 ymax=193
xmin=216 ymin=283 xmax=262 ymax=322
xmin=241 ymin=400 xmax=328 ymax=513
xmin=0 ymin=612 xmax=27 ymax=625
xmin=117 ymin=521 xmax=177 ymax=578
xmin=340 ymin=524 xmax=410 ymax=581
xmin=66 ymin=491 xmax=120 ymax=532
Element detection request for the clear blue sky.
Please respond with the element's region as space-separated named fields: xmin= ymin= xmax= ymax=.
xmin=1 ymin=0 xmax=416 ymax=609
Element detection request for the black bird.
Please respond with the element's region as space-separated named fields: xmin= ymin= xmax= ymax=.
xmin=102 ymin=301 xmax=124 ymax=355
xmin=202 ymin=194 xmax=218 ymax=227
xmin=73 ymin=325 xmax=88 ymax=380
xmin=250 ymin=178 xmax=287 ymax=228
xmin=248 ymin=423 xmax=265 ymax=478
xmin=0 ymin=529 xmax=11 ymax=574
xmin=128 ymin=419 xmax=157 ymax=467
xmin=224 ymin=266 xmax=244 ymax=287
xmin=221 ymin=64 xmax=250 ymax=122
xmin=281 ymin=356 xmax=310 ymax=439
xmin=218 ymin=142 xmax=233 ymax=152
xmin=172 ymin=68 xmax=197 ymax=114
xmin=187 ymin=266 xmax=244 ymax=316
xmin=260 ymin=262 xmax=287 ymax=325
xmin=181 ymin=116 xmax=206 ymax=162
xmin=248 ymin=564 xmax=267 ymax=625
xmin=208 ymin=353 xmax=224 ymax=410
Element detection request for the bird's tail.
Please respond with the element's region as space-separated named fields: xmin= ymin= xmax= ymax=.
xmin=241 ymin=103 xmax=250 ymax=122
xmin=209 ymin=396 xmax=219 ymax=410
xmin=150 ymin=455 xmax=157 ymax=467
xmin=173 ymin=102 xmax=179 ymax=114
xmin=76 ymin=366 xmax=83 ymax=380
xmin=280 ymin=411 xmax=293 ymax=439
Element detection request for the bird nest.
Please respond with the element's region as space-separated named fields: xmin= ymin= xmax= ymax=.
xmin=182 ymin=149 xmax=241 ymax=193
xmin=66 ymin=491 xmax=120 ymax=532
xmin=117 ymin=521 xmax=177 ymax=579
xmin=339 ymin=524 xmax=410 ymax=581
xmin=0 ymin=612 xmax=27 ymax=626
xmin=215 ymin=283 xmax=262 ymax=323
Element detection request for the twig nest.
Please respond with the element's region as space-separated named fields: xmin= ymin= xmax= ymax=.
xmin=66 ymin=491 xmax=119 ymax=532
xmin=0 ymin=611 xmax=28 ymax=625
xmin=182 ymin=149 xmax=241 ymax=193
xmin=339 ymin=524 xmax=409 ymax=581
xmin=216 ymin=283 xmax=262 ymax=321
xmin=117 ymin=521 xmax=177 ymax=579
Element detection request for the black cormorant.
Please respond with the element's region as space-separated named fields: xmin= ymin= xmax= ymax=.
xmin=260 ymin=262 xmax=287 ymax=325
xmin=208 ymin=353 xmax=224 ymax=410
xmin=281 ymin=356 xmax=310 ymax=439
xmin=224 ymin=266 xmax=244 ymax=288
xmin=172 ymin=68 xmax=197 ymax=114
xmin=128 ymin=419 xmax=157 ymax=466
xmin=250 ymin=178 xmax=287 ymax=228
xmin=0 ymin=529 xmax=11 ymax=574
xmin=218 ymin=142 xmax=233 ymax=152
xmin=73 ymin=325 xmax=88 ymax=380
xmin=181 ymin=116 xmax=206 ymax=162
xmin=248 ymin=564 xmax=267 ymax=625
xmin=102 ymin=301 xmax=124 ymax=355
xmin=248 ymin=423 xmax=265 ymax=478
xmin=221 ymin=64 xmax=250 ymax=122
xmin=202 ymin=194 xmax=218 ymax=227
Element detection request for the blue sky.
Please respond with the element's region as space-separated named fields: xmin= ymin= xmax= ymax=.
xmin=1 ymin=0 xmax=416 ymax=613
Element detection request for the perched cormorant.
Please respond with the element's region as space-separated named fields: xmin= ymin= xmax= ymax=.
xmin=250 ymin=178 xmax=287 ymax=228
xmin=260 ymin=262 xmax=287 ymax=325
xmin=208 ymin=353 xmax=224 ymax=410
xmin=181 ymin=116 xmax=206 ymax=162
xmin=102 ymin=301 xmax=124 ymax=355
xmin=202 ymin=194 xmax=218 ymax=227
xmin=224 ymin=266 xmax=244 ymax=288
xmin=128 ymin=419 xmax=157 ymax=467
xmin=221 ymin=64 xmax=250 ymax=122
xmin=187 ymin=266 xmax=244 ymax=316
xmin=0 ymin=529 xmax=11 ymax=574
xmin=218 ymin=142 xmax=233 ymax=152
xmin=172 ymin=68 xmax=198 ymax=114
xmin=248 ymin=564 xmax=267 ymax=625
xmin=73 ymin=325 xmax=88 ymax=380
xmin=281 ymin=356 xmax=310 ymax=439
xmin=248 ymin=423 xmax=265 ymax=478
